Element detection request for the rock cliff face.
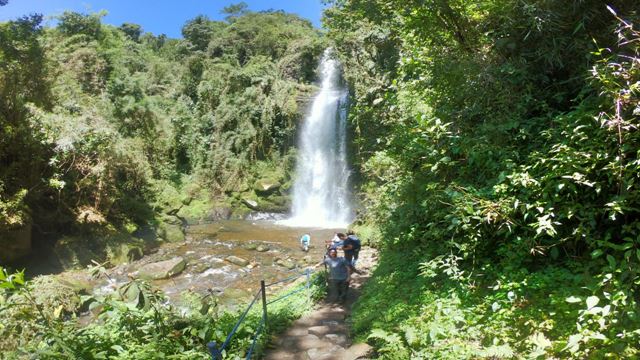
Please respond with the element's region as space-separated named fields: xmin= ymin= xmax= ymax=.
xmin=0 ymin=223 xmax=32 ymax=263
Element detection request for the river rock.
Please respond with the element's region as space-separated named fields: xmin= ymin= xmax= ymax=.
xmin=108 ymin=242 xmax=143 ymax=265
xmin=226 ymin=256 xmax=250 ymax=267
xmin=161 ymin=214 xmax=182 ymax=225
xmin=205 ymin=207 xmax=232 ymax=221
xmin=254 ymin=179 xmax=281 ymax=195
xmin=256 ymin=244 xmax=269 ymax=252
xmin=54 ymin=236 xmax=99 ymax=269
xmin=191 ymin=262 xmax=210 ymax=273
xmin=276 ymin=258 xmax=296 ymax=270
xmin=158 ymin=222 xmax=185 ymax=243
xmin=137 ymin=257 xmax=186 ymax=280
xmin=242 ymin=198 xmax=259 ymax=210
xmin=244 ymin=242 xmax=258 ymax=250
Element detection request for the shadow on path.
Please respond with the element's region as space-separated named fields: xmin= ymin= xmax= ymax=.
xmin=263 ymin=248 xmax=378 ymax=360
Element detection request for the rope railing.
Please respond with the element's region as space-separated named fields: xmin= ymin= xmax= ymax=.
xmin=207 ymin=268 xmax=313 ymax=360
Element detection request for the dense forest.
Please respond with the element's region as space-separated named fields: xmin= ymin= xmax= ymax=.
xmin=325 ymin=0 xmax=640 ymax=358
xmin=1 ymin=4 xmax=325 ymax=267
xmin=2 ymin=0 xmax=640 ymax=359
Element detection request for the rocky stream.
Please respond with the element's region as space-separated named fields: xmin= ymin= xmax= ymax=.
xmin=52 ymin=219 xmax=341 ymax=312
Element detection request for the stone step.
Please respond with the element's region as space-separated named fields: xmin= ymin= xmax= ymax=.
xmin=324 ymin=333 xmax=349 ymax=347
xmin=306 ymin=344 xmax=346 ymax=360
xmin=343 ymin=343 xmax=374 ymax=360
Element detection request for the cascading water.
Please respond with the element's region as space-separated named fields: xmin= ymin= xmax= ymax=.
xmin=282 ymin=49 xmax=353 ymax=228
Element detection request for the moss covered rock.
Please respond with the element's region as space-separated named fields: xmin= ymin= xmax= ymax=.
xmin=158 ymin=223 xmax=185 ymax=243
xmin=242 ymin=198 xmax=259 ymax=210
xmin=254 ymin=178 xmax=281 ymax=195
xmin=107 ymin=242 xmax=144 ymax=265
xmin=54 ymin=236 xmax=100 ymax=269
xmin=256 ymin=195 xmax=290 ymax=212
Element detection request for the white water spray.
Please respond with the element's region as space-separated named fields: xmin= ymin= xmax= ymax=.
xmin=281 ymin=49 xmax=353 ymax=228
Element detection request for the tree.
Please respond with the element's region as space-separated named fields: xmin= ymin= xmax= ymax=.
xmin=222 ymin=2 xmax=249 ymax=21
xmin=0 ymin=14 xmax=50 ymax=232
xmin=119 ymin=22 xmax=142 ymax=42
xmin=0 ymin=13 xmax=49 ymax=123
xmin=181 ymin=15 xmax=215 ymax=51
xmin=57 ymin=11 xmax=103 ymax=38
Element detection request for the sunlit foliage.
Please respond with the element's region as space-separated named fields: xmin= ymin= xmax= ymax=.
xmin=326 ymin=0 xmax=640 ymax=358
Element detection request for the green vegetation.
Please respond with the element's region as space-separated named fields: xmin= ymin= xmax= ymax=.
xmin=0 ymin=265 xmax=326 ymax=358
xmin=0 ymin=7 xmax=324 ymax=264
xmin=4 ymin=0 xmax=640 ymax=358
xmin=325 ymin=0 xmax=640 ymax=358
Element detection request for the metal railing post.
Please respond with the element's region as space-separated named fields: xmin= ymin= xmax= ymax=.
xmin=209 ymin=270 xmax=314 ymax=359
xmin=207 ymin=341 xmax=222 ymax=360
xmin=306 ymin=268 xmax=311 ymax=304
xmin=260 ymin=280 xmax=268 ymax=330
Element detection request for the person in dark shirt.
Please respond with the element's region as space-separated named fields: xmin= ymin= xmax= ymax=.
xmin=339 ymin=231 xmax=361 ymax=271
xmin=315 ymin=248 xmax=351 ymax=303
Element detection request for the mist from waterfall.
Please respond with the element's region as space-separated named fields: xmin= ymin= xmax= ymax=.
xmin=281 ymin=49 xmax=353 ymax=228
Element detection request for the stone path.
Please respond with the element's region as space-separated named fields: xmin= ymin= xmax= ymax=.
xmin=263 ymin=248 xmax=378 ymax=360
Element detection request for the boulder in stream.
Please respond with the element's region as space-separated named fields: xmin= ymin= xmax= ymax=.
xmin=136 ymin=257 xmax=186 ymax=280
xmin=256 ymin=244 xmax=269 ymax=252
xmin=242 ymin=198 xmax=259 ymax=210
xmin=226 ymin=256 xmax=250 ymax=267
xmin=276 ymin=258 xmax=296 ymax=270
xmin=191 ymin=262 xmax=210 ymax=273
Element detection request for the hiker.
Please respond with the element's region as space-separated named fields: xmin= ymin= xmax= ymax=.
xmin=326 ymin=232 xmax=345 ymax=251
xmin=300 ymin=233 xmax=311 ymax=252
xmin=341 ymin=230 xmax=361 ymax=269
xmin=314 ymin=248 xmax=351 ymax=303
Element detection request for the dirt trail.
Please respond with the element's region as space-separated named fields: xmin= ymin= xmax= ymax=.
xmin=263 ymin=247 xmax=378 ymax=360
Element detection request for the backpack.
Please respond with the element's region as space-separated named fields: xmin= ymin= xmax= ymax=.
xmin=347 ymin=235 xmax=361 ymax=251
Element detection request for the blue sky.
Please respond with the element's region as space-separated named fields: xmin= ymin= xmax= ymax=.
xmin=0 ymin=0 xmax=327 ymax=38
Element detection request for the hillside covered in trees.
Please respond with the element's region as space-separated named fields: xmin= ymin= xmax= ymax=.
xmin=1 ymin=4 xmax=325 ymax=266
xmin=325 ymin=0 xmax=640 ymax=358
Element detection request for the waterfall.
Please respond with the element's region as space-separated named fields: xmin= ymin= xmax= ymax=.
xmin=282 ymin=49 xmax=353 ymax=228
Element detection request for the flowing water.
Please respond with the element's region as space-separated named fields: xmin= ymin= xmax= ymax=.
xmin=282 ymin=48 xmax=353 ymax=228
xmin=91 ymin=221 xmax=340 ymax=309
